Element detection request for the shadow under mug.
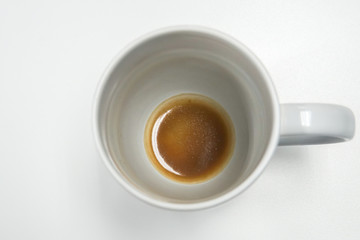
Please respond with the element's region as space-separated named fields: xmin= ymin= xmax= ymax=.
xmin=93 ymin=26 xmax=355 ymax=210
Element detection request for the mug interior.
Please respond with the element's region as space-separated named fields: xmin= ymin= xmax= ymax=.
xmin=95 ymin=28 xmax=278 ymax=209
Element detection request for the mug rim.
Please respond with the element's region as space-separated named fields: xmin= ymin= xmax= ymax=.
xmin=93 ymin=25 xmax=280 ymax=210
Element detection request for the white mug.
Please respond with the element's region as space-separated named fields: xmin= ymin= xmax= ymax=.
xmin=93 ymin=26 xmax=355 ymax=210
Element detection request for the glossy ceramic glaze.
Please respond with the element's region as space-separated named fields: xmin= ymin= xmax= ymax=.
xmin=93 ymin=26 xmax=355 ymax=210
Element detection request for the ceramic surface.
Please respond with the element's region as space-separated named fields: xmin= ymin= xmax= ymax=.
xmin=93 ymin=26 xmax=355 ymax=210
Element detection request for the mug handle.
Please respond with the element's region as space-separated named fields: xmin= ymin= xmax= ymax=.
xmin=279 ymin=104 xmax=355 ymax=146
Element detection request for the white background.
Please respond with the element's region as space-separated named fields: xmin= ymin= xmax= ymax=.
xmin=1 ymin=0 xmax=359 ymax=239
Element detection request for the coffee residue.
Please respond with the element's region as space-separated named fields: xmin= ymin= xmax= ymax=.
xmin=144 ymin=93 xmax=235 ymax=183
